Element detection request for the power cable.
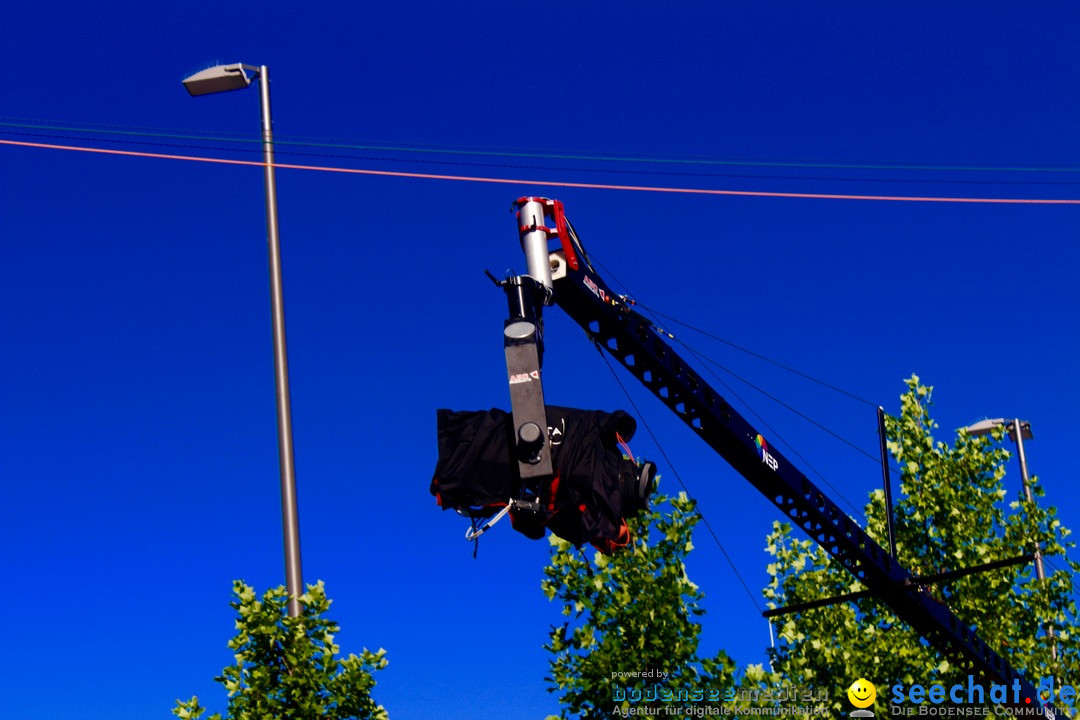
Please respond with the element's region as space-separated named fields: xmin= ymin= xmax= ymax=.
xmin=5 ymin=139 xmax=1080 ymax=205
xmin=6 ymin=117 xmax=1080 ymax=175
xmin=8 ymin=122 xmax=1080 ymax=189
xmin=0 ymin=129 xmax=261 ymax=159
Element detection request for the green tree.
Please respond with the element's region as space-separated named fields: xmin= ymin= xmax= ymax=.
xmin=173 ymin=581 xmax=388 ymax=720
xmin=764 ymin=375 xmax=1079 ymax=714
xmin=541 ymin=487 xmax=744 ymax=719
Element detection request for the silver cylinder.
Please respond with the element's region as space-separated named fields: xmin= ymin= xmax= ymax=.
xmin=518 ymin=199 xmax=554 ymax=291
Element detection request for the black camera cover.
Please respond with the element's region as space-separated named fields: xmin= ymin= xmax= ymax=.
xmin=431 ymin=406 xmax=652 ymax=553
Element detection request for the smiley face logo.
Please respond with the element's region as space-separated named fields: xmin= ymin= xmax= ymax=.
xmin=848 ymin=678 xmax=876 ymax=709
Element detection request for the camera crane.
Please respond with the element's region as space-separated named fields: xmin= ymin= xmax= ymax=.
xmin=496 ymin=196 xmax=1049 ymax=712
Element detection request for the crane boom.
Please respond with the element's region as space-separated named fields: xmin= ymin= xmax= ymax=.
xmin=518 ymin=197 xmax=1046 ymax=710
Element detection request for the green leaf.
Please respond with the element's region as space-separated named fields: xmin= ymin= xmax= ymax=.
xmin=172 ymin=582 xmax=387 ymax=720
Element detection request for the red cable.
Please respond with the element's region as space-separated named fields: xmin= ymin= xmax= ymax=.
xmin=4 ymin=139 xmax=1080 ymax=205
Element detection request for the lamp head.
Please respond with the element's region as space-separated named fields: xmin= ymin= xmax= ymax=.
xmin=182 ymin=63 xmax=256 ymax=96
xmin=963 ymin=417 xmax=1033 ymax=441
xmin=964 ymin=418 xmax=1007 ymax=437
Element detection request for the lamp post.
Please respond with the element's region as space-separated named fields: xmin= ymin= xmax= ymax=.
xmin=964 ymin=418 xmax=1040 ymax=575
xmin=964 ymin=417 xmax=1056 ymax=661
xmin=183 ymin=63 xmax=304 ymax=617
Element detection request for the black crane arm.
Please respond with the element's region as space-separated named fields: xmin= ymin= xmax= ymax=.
xmin=537 ymin=204 xmax=1043 ymax=707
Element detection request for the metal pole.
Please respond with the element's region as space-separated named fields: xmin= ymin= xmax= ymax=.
xmin=1014 ymin=418 xmax=1044 ymax=582
xmin=877 ymin=406 xmax=898 ymax=559
xmin=1013 ymin=418 xmax=1055 ymax=662
xmin=258 ymin=66 xmax=304 ymax=617
xmin=517 ymin=198 xmax=554 ymax=292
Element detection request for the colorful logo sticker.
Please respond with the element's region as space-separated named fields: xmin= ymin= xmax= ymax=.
xmin=756 ymin=434 xmax=779 ymax=471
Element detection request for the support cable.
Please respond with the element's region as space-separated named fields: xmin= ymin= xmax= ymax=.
xmin=586 ymin=257 xmax=876 ymax=516
xmin=672 ymin=333 xmax=887 ymax=466
xmin=587 ymin=257 xmax=889 ymax=467
xmin=630 ymin=301 xmax=879 ymax=408
xmin=594 ymin=345 xmax=764 ymax=615
xmin=674 ymin=339 xmax=866 ymax=519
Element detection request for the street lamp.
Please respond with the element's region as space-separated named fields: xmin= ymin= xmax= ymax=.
xmin=964 ymin=418 xmax=1036 ymax=553
xmin=963 ymin=417 xmax=1056 ymax=660
xmin=183 ymin=63 xmax=304 ymax=617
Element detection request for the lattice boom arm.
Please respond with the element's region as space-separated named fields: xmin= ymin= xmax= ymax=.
xmin=547 ymin=244 xmax=1041 ymax=707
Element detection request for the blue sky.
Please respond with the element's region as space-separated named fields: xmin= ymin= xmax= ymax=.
xmin=2 ymin=3 xmax=1079 ymax=719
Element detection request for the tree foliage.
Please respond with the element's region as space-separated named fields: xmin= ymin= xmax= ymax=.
xmin=542 ymin=487 xmax=742 ymax=719
xmin=173 ymin=581 xmax=388 ymax=720
xmin=764 ymin=375 xmax=1080 ymax=713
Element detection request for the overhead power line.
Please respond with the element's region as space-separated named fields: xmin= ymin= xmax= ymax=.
xmin=17 ymin=126 xmax=1080 ymax=189
xmin=4 ymin=139 xmax=1080 ymax=205
xmin=5 ymin=118 xmax=1080 ymax=175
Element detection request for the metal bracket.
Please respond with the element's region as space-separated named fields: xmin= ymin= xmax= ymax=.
xmin=500 ymin=274 xmax=554 ymax=490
